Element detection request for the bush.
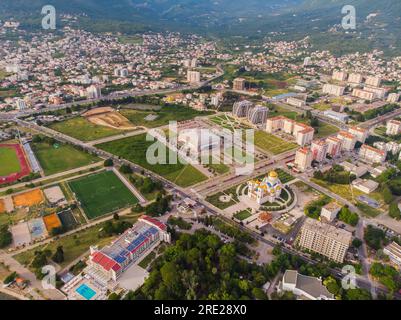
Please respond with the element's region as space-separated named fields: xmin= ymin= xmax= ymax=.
xmin=104 ymin=158 xmax=113 ymax=167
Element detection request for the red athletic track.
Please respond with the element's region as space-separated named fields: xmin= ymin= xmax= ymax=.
xmin=0 ymin=143 xmax=31 ymax=185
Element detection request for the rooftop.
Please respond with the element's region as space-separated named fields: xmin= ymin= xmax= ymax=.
xmin=302 ymin=218 xmax=352 ymax=245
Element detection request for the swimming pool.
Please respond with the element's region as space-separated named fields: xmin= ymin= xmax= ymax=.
xmin=76 ymin=284 xmax=96 ymax=300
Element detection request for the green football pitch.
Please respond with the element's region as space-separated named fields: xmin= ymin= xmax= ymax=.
xmin=0 ymin=146 xmax=21 ymax=176
xmin=68 ymin=171 xmax=139 ymax=219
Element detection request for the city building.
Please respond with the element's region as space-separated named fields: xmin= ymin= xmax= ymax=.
xmin=286 ymin=97 xmax=306 ymax=108
xmin=86 ymin=215 xmax=170 ymax=284
xmin=323 ymin=110 xmax=349 ymax=123
xmin=387 ymin=93 xmax=400 ymax=103
xmin=311 ymin=140 xmax=328 ymax=163
xmin=365 ymin=76 xmax=382 ymax=87
xmin=87 ymin=85 xmax=102 ymax=99
xmin=233 ymin=78 xmax=246 ymax=91
xmin=386 ymin=119 xmax=401 ymax=136
xmin=278 ymin=270 xmax=334 ymax=300
xmin=352 ymin=88 xmax=375 ymax=101
xmin=359 ymin=144 xmax=387 ymax=164
xmin=298 ymin=218 xmax=352 ymax=263
xmin=16 ymin=99 xmax=27 ymax=111
xmin=363 ymin=86 xmax=387 ymax=99
xmin=348 ymin=73 xmax=363 ymax=84
xmin=340 ymin=161 xmax=368 ymax=178
xmin=352 ymin=178 xmax=379 ymax=194
xmin=303 ymin=57 xmax=312 ymax=67
xmin=178 ymin=129 xmax=221 ymax=153
xmin=294 ymin=147 xmax=312 ymax=172
xmin=322 ymin=84 xmax=345 ymax=96
xmin=320 ymin=202 xmax=342 ymax=223
xmin=247 ymin=171 xmax=283 ymax=205
xmin=266 ymin=116 xmax=314 ymax=146
xmin=332 ymin=70 xmax=347 ymax=82
xmin=348 ymin=126 xmax=368 ymax=143
xmin=187 ymin=70 xmax=201 ymax=84
xmin=383 ymin=242 xmax=401 ymax=268
xmin=326 ymin=136 xmax=342 ymax=158
xmin=232 ymin=100 xmax=254 ymax=118
xmin=247 ymin=105 xmax=268 ymax=125
xmin=337 ymin=131 xmax=357 ymax=151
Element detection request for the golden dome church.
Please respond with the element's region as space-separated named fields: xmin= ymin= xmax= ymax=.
xmin=247 ymin=171 xmax=283 ymax=205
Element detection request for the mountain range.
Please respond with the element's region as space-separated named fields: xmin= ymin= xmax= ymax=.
xmin=1 ymin=0 xmax=400 ymax=55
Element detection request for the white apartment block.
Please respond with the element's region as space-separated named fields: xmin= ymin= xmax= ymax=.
xmin=326 ymin=136 xmax=342 ymax=158
xmin=352 ymin=88 xmax=375 ymax=101
xmin=383 ymin=242 xmax=401 ymax=268
xmin=294 ymin=147 xmax=312 ymax=172
xmin=311 ymin=140 xmax=328 ymax=163
xmin=348 ymin=126 xmax=368 ymax=143
xmin=322 ymin=84 xmax=345 ymax=97
xmin=16 ymin=99 xmax=27 ymax=111
xmin=363 ymin=86 xmax=387 ymax=99
xmin=365 ymin=76 xmax=382 ymax=87
xmin=359 ymin=144 xmax=387 ymax=164
xmin=337 ymin=131 xmax=357 ymax=151
xmin=286 ymin=97 xmax=306 ymax=108
xmin=386 ymin=120 xmax=401 ymax=136
xmin=332 ymin=70 xmax=347 ymax=82
xmin=266 ymin=116 xmax=314 ymax=146
xmin=298 ymin=218 xmax=352 ymax=263
xmin=387 ymin=93 xmax=400 ymax=103
xmin=348 ymin=73 xmax=363 ymax=84
xmin=187 ymin=70 xmax=201 ymax=84
xmin=320 ymin=202 xmax=342 ymax=223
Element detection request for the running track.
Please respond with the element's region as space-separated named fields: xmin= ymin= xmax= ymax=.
xmin=0 ymin=144 xmax=31 ymax=185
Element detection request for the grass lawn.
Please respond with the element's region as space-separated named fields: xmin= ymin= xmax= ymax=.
xmin=138 ymin=251 xmax=156 ymax=269
xmin=312 ymin=103 xmax=332 ymax=111
xmin=210 ymin=114 xmax=250 ymax=132
xmin=315 ymin=123 xmax=340 ymax=138
xmin=32 ymin=141 xmax=99 ymax=176
xmin=69 ymin=171 xmax=139 ymax=219
xmin=0 ymin=146 xmax=21 ymax=176
xmin=120 ymin=104 xmax=212 ymax=128
xmin=13 ymin=224 xmax=116 ymax=269
xmin=204 ymin=156 xmax=230 ymax=175
xmin=254 ymin=131 xmax=297 ymax=155
xmin=234 ymin=210 xmax=252 ymax=221
xmin=374 ymin=126 xmax=387 ymax=137
xmin=276 ymin=169 xmax=295 ymax=184
xmin=356 ymin=202 xmax=382 ymax=218
xmin=49 ymin=117 xmax=123 ymax=142
xmin=96 ymin=134 xmax=207 ymax=187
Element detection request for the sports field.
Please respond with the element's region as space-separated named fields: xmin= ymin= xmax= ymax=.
xmin=49 ymin=117 xmax=122 ymax=142
xmin=32 ymin=141 xmax=99 ymax=176
xmin=68 ymin=171 xmax=139 ymax=219
xmin=13 ymin=189 xmax=44 ymax=207
xmin=254 ymin=131 xmax=297 ymax=155
xmin=96 ymin=134 xmax=208 ymax=187
xmin=0 ymin=146 xmax=21 ymax=176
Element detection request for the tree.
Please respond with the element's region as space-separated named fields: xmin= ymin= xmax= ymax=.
xmin=338 ymin=206 xmax=359 ymax=226
xmin=113 ymin=213 xmax=120 ymax=221
xmin=352 ymin=238 xmax=363 ymax=248
xmin=364 ymin=225 xmax=385 ymax=250
xmin=104 ymin=158 xmax=113 ymax=167
xmin=381 ymin=184 xmax=394 ymax=204
xmin=52 ymin=246 xmax=64 ymax=264
xmin=0 ymin=226 xmax=12 ymax=248
xmin=119 ymin=164 xmax=132 ymax=174
xmin=389 ymin=203 xmax=401 ymax=220
xmin=108 ymin=293 xmax=121 ymax=300
xmin=3 ymin=272 xmax=18 ymax=285
xmin=344 ymin=288 xmax=372 ymax=300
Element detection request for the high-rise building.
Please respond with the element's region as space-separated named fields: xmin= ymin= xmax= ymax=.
xmin=352 ymin=88 xmax=375 ymax=101
xmin=326 ymin=136 xmax=342 ymax=158
xmin=322 ymin=84 xmax=345 ymax=96
xmin=365 ymin=76 xmax=381 ymax=87
xmin=387 ymin=93 xmax=400 ymax=103
xmin=348 ymin=126 xmax=369 ymax=143
xmin=298 ymin=218 xmax=351 ymax=263
xmin=363 ymin=86 xmax=387 ymax=99
xmin=232 ymin=100 xmax=254 ymax=118
xmin=359 ymin=144 xmax=387 ymax=164
xmin=187 ymin=70 xmax=201 ymax=84
xmin=16 ymin=99 xmax=27 ymax=111
xmin=332 ymin=70 xmax=347 ymax=82
xmin=247 ymin=105 xmax=269 ymax=125
xmin=386 ymin=120 xmax=401 ymax=136
xmin=303 ymin=57 xmax=312 ymax=67
xmin=233 ymin=78 xmax=246 ymax=91
xmin=294 ymin=147 xmax=313 ymax=172
xmin=311 ymin=140 xmax=328 ymax=162
xmin=266 ymin=116 xmax=314 ymax=146
xmin=337 ymin=131 xmax=357 ymax=151
xmin=348 ymin=73 xmax=363 ymax=84
xmin=87 ymin=85 xmax=102 ymax=99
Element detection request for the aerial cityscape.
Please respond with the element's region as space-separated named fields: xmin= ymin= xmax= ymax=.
xmin=0 ymin=0 xmax=401 ymax=305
